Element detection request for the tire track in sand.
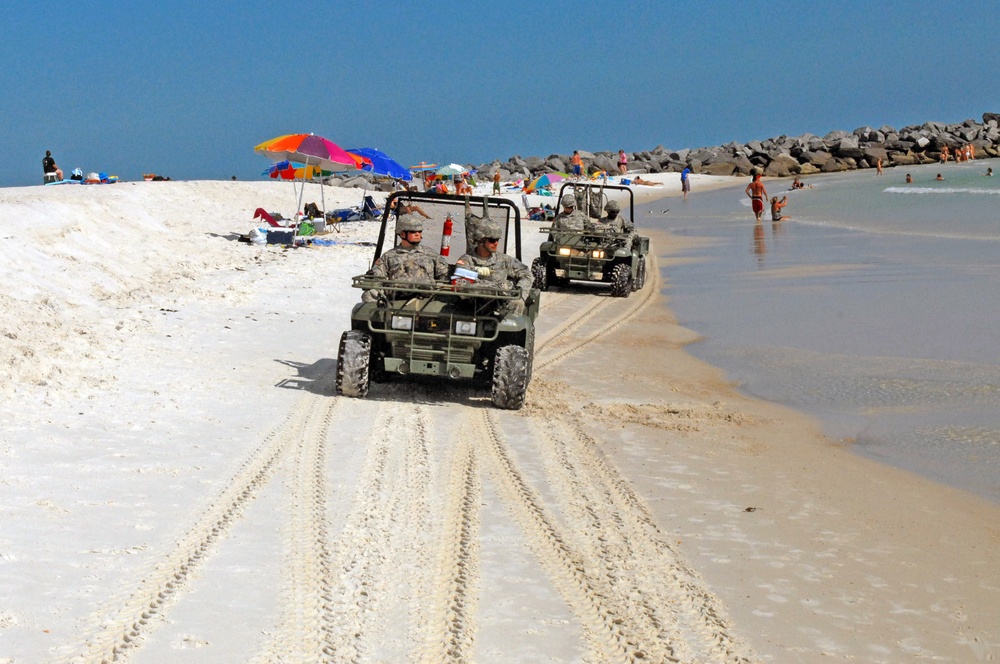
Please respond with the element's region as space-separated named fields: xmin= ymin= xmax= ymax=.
xmin=251 ymin=395 xmax=342 ymax=663
xmin=533 ymin=253 xmax=661 ymax=373
xmin=471 ymin=407 xmax=636 ymax=661
xmin=476 ymin=251 xmax=754 ymax=661
xmin=415 ymin=420 xmax=482 ymax=663
xmin=529 ymin=414 xmax=754 ymax=663
xmin=53 ymin=393 xmax=337 ymax=664
xmin=302 ymin=401 xmax=437 ymax=662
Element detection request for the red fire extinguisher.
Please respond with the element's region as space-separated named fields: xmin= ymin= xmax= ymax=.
xmin=440 ymin=213 xmax=453 ymax=257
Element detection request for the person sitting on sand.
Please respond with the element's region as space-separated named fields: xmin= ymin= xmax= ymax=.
xmin=770 ymin=196 xmax=790 ymax=222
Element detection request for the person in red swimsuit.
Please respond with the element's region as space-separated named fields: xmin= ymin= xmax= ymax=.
xmin=745 ymin=173 xmax=768 ymax=222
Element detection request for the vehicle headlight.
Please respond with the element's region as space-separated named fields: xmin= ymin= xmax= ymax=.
xmin=558 ymin=247 xmax=572 ymax=256
xmin=391 ymin=315 xmax=413 ymax=331
xmin=591 ymin=249 xmax=605 ymax=259
xmin=454 ymin=320 xmax=477 ymax=335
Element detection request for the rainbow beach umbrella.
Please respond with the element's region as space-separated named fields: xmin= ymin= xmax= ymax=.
xmin=524 ymin=172 xmax=566 ymax=193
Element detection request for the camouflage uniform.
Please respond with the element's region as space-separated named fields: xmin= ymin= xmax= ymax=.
xmin=455 ymin=250 xmax=532 ymax=294
xmin=370 ymin=244 xmax=449 ymax=283
xmin=362 ymin=214 xmax=449 ymax=302
xmin=552 ymin=209 xmax=588 ymax=231
xmin=456 ymin=219 xmax=533 ymax=315
xmin=589 ymin=200 xmax=632 ymax=235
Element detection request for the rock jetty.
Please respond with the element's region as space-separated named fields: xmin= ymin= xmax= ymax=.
xmin=476 ymin=113 xmax=1000 ymax=181
xmin=330 ymin=113 xmax=1000 ymax=189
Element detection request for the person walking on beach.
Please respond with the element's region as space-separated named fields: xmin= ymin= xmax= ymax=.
xmin=876 ymin=158 xmax=883 ymax=175
xmin=617 ymin=150 xmax=628 ymax=175
xmin=42 ymin=150 xmax=63 ymax=181
xmin=745 ymin=173 xmax=768 ymax=222
xmin=571 ymin=151 xmax=583 ymax=179
xmin=681 ymin=166 xmax=691 ymax=199
xmin=492 ymin=171 xmax=501 ymax=194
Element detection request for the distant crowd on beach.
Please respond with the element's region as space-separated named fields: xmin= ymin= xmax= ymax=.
xmin=938 ymin=143 xmax=977 ymax=163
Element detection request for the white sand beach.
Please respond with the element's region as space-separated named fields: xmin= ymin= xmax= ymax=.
xmin=2 ymin=177 xmax=999 ymax=663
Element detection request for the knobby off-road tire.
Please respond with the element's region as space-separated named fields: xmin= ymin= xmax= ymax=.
xmin=491 ymin=345 xmax=529 ymax=410
xmin=610 ymin=263 xmax=632 ymax=298
xmin=336 ymin=330 xmax=371 ymax=397
xmin=633 ymin=256 xmax=647 ymax=292
xmin=531 ymin=257 xmax=549 ymax=291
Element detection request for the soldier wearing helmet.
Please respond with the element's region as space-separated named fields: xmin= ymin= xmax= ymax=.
xmin=362 ymin=214 xmax=449 ymax=302
xmin=593 ymin=198 xmax=634 ymax=234
xmin=552 ymin=193 xmax=587 ymax=231
xmin=455 ymin=219 xmax=533 ymax=314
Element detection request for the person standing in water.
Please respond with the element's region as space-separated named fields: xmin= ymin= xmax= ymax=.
xmin=745 ymin=173 xmax=768 ymax=222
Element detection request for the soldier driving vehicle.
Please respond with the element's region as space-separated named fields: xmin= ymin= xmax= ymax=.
xmin=338 ymin=192 xmax=541 ymax=410
xmin=531 ymin=183 xmax=649 ymax=297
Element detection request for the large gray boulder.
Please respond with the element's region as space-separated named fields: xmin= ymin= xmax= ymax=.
xmin=546 ymin=157 xmax=567 ymax=173
xmin=764 ymin=154 xmax=801 ymax=177
xmin=701 ymin=162 xmax=737 ymax=176
xmin=834 ymin=135 xmax=865 ymax=159
xmin=820 ymin=158 xmax=850 ymax=173
xmin=823 ymin=130 xmax=851 ymax=144
xmin=799 ymin=150 xmax=833 ymax=167
xmin=862 ymin=145 xmax=889 ymax=163
xmin=593 ymin=154 xmax=616 ymax=173
xmin=889 ymin=152 xmax=919 ymax=165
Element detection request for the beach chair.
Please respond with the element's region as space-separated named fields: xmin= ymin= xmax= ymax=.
xmin=43 ymin=172 xmax=59 ymax=184
xmin=361 ymin=195 xmax=382 ymax=220
xmin=252 ymin=208 xmax=296 ymax=228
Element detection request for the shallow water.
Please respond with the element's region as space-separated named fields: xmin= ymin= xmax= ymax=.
xmin=643 ymin=159 xmax=1000 ymax=503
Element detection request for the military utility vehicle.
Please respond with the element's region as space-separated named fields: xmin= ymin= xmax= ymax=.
xmin=337 ymin=192 xmax=540 ymax=409
xmin=531 ymin=183 xmax=649 ymax=297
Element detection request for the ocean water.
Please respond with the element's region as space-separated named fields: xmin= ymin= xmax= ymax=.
xmin=644 ymin=158 xmax=1000 ymax=503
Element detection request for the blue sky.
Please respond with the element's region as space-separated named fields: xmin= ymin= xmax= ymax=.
xmin=3 ymin=2 xmax=998 ymax=187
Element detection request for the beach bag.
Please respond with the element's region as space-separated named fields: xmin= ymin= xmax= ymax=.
xmin=298 ymin=221 xmax=315 ymax=236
